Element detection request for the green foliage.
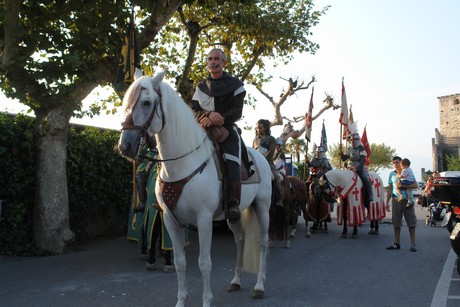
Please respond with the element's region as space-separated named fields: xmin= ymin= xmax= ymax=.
xmin=0 ymin=114 xmax=45 ymax=255
xmin=0 ymin=0 xmax=130 ymax=113
xmin=0 ymin=113 xmax=132 ymax=256
xmin=446 ymin=154 xmax=460 ymax=171
xmin=285 ymin=138 xmax=307 ymax=162
xmin=66 ymin=126 xmax=132 ymax=242
xmin=144 ymin=0 xmax=329 ymax=88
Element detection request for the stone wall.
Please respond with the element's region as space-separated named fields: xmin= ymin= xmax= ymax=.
xmin=438 ymin=93 xmax=460 ymax=137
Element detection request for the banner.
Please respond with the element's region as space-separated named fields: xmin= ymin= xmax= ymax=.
xmin=339 ymin=80 xmax=348 ymax=127
xmin=320 ymin=120 xmax=327 ymax=152
xmin=305 ymin=87 xmax=314 ymax=142
xmin=361 ymin=126 xmax=371 ymax=166
xmin=113 ymin=18 xmax=140 ymax=98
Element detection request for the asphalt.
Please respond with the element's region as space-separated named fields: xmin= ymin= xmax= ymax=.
xmin=0 ymin=205 xmax=457 ymax=307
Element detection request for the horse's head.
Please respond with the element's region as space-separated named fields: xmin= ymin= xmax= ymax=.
xmin=319 ymin=173 xmax=338 ymax=199
xmin=118 ymin=71 xmax=166 ymax=159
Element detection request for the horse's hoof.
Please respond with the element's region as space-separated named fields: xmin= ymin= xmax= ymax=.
xmin=340 ymin=233 xmax=347 ymax=239
xmin=289 ymin=234 xmax=295 ymax=239
xmin=227 ymin=283 xmax=241 ymax=292
xmin=163 ymin=265 xmax=175 ymax=273
xmin=146 ymin=262 xmax=157 ymax=271
xmin=284 ymin=241 xmax=291 ymax=249
xmin=252 ymin=289 xmax=265 ymax=299
xmin=305 ymin=233 xmax=311 ymax=238
xmin=268 ymin=240 xmax=275 ymax=248
xmin=351 ymin=234 xmax=358 ymax=239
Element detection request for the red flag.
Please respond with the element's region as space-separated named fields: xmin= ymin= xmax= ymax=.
xmin=305 ymin=87 xmax=314 ymax=142
xmin=361 ymin=126 xmax=371 ymax=166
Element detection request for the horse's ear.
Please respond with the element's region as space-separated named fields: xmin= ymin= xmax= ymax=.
xmin=134 ymin=68 xmax=143 ymax=80
xmin=151 ymin=71 xmax=166 ymax=90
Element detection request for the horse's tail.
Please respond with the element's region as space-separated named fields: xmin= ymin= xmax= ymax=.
xmin=241 ymin=206 xmax=260 ymax=274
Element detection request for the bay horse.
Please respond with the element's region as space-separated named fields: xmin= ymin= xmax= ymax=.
xmin=268 ymin=174 xmax=312 ymax=246
xmin=286 ymin=176 xmax=310 ymax=239
xmin=322 ymin=169 xmax=386 ymax=238
xmin=306 ymin=177 xmax=332 ymax=234
xmin=118 ymin=72 xmax=272 ymax=307
xmin=268 ymin=173 xmax=292 ymax=248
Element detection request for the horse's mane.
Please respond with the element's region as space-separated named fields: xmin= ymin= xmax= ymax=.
xmin=157 ymin=80 xmax=207 ymax=153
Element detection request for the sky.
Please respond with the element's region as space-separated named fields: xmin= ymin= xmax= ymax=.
xmin=1 ymin=0 xmax=459 ymax=181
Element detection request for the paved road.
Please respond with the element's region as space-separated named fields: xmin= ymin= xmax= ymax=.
xmin=1 ymin=205 xmax=459 ymax=307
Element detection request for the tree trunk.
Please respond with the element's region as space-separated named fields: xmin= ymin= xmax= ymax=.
xmin=33 ymin=107 xmax=75 ymax=253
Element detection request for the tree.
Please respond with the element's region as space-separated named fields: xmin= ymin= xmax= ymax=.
xmin=446 ymin=154 xmax=460 ymax=171
xmin=144 ymin=0 xmax=330 ymax=126
xmin=0 ymin=0 xmax=184 ymax=253
xmin=285 ymin=138 xmax=307 ymax=162
xmin=0 ymin=0 xmax=328 ymax=253
xmin=328 ymin=142 xmax=396 ymax=173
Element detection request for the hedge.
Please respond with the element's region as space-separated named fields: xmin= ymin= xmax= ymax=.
xmin=0 ymin=113 xmax=132 ymax=256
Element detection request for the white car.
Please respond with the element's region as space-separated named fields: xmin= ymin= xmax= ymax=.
xmin=412 ymin=181 xmax=426 ymax=197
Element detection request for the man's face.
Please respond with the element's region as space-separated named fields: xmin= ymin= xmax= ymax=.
xmin=392 ymin=159 xmax=401 ymax=170
xmin=256 ymin=123 xmax=266 ymax=136
xmin=207 ymin=50 xmax=226 ymax=77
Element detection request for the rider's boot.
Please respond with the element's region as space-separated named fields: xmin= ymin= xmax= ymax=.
xmin=359 ymin=171 xmax=373 ymax=206
xmin=225 ymin=182 xmax=241 ymax=221
xmin=364 ymin=180 xmax=373 ymax=204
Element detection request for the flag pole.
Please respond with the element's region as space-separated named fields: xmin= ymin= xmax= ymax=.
xmin=339 ymin=125 xmax=343 ymax=169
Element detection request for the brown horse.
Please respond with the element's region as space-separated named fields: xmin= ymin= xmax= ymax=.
xmin=268 ymin=173 xmax=293 ymax=248
xmin=306 ymin=177 xmax=332 ymax=234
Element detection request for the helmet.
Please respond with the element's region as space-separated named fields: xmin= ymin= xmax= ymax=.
xmin=276 ymin=137 xmax=283 ymax=146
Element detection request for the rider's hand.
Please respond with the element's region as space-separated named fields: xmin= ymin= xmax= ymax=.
xmin=199 ymin=117 xmax=212 ymax=128
xmin=208 ymin=112 xmax=224 ymax=126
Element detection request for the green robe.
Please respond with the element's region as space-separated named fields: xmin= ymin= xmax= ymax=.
xmin=127 ymin=158 xmax=188 ymax=249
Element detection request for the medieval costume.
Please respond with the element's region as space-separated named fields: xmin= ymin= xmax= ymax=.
xmin=192 ymin=71 xmax=246 ymax=221
xmin=340 ymin=125 xmax=373 ymax=206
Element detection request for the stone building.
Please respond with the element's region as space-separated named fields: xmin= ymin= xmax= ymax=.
xmin=432 ymin=93 xmax=460 ymax=172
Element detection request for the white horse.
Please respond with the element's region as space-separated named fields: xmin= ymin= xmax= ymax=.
xmin=322 ymin=169 xmax=386 ymax=237
xmin=118 ymin=72 xmax=272 ymax=307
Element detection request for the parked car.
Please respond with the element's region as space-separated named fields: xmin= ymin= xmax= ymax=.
xmin=412 ymin=181 xmax=426 ymax=197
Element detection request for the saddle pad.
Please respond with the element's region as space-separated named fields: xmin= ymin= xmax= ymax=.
xmin=212 ymin=150 xmax=261 ymax=184
xmin=242 ymin=151 xmax=261 ymax=184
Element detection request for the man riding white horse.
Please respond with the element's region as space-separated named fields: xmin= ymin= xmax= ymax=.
xmin=191 ymin=48 xmax=246 ymax=221
xmin=339 ymin=123 xmax=373 ymax=207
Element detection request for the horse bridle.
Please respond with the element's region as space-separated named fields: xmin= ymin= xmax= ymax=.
xmin=121 ymin=84 xmax=209 ymax=163
xmin=121 ymin=85 xmax=166 ymax=139
xmin=321 ymin=174 xmax=337 ymax=194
